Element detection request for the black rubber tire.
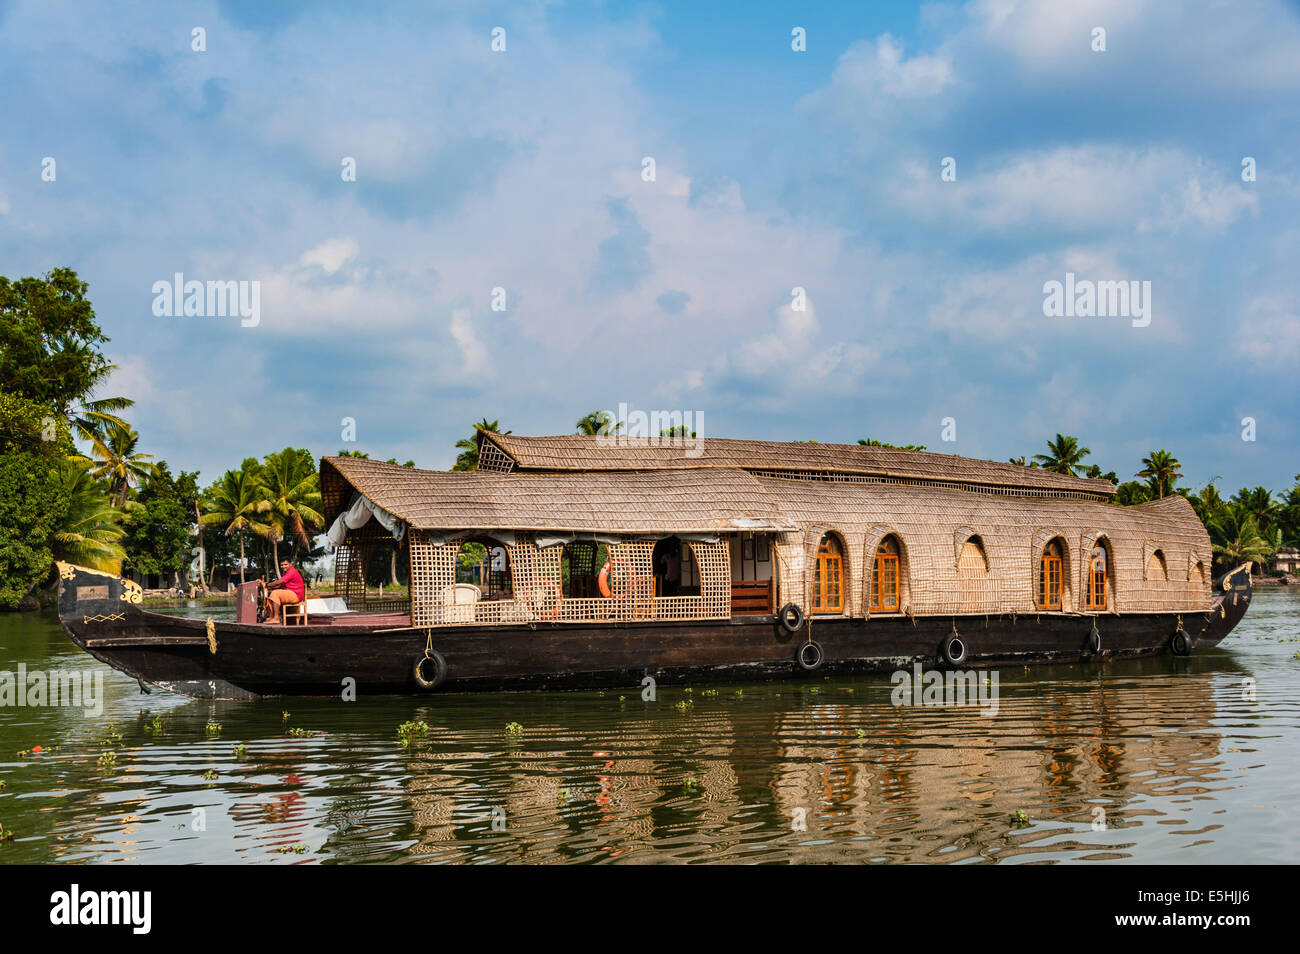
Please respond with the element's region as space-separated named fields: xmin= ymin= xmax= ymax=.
xmin=796 ymin=640 xmax=824 ymax=671
xmin=778 ymin=603 xmax=805 ymax=634
xmin=1087 ymin=626 xmax=1102 ymax=654
xmin=1170 ymin=628 xmax=1191 ymax=657
xmin=940 ymin=634 xmax=968 ymax=666
xmin=413 ymin=650 xmax=448 ymax=690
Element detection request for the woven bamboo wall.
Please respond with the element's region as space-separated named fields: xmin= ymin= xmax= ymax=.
xmin=763 ymin=477 xmax=1210 ymax=617
xmin=407 ymin=531 xmax=731 ymax=627
xmin=334 ymin=524 xmax=412 ymax=613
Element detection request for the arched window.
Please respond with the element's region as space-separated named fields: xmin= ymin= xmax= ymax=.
xmin=812 ymin=534 xmax=845 ymax=614
xmin=456 ymin=538 xmax=511 ymax=598
xmin=959 ymin=536 xmax=989 ymax=574
xmin=561 ymin=540 xmax=604 ymax=597
xmin=1085 ymin=542 xmax=1109 ymax=611
xmin=1037 ymin=540 xmax=1064 ymax=610
xmin=870 ymin=536 xmax=901 ymax=613
xmin=1145 ymin=548 xmax=1168 ymax=581
xmin=958 ymin=536 xmax=989 ymax=609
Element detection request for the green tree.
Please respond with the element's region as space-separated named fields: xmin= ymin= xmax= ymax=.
xmin=1136 ymin=449 xmax=1183 ymax=499
xmin=1276 ymin=478 xmax=1300 ymax=546
xmin=576 ymin=411 xmax=618 ymax=435
xmin=1230 ymin=486 xmax=1278 ymax=536
xmin=199 ymin=461 xmax=271 ymax=584
xmin=1115 ymin=481 xmax=1152 ymax=506
xmin=122 ymin=462 xmax=198 ymax=585
xmin=52 ymin=458 xmax=126 ymax=573
xmin=1033 ymin=434 xmax=1091 ymax=476
xmin=452 ymin=418 xmax=508 ymax=471
xmin=259 ymin=448 xmax=323 ymax=565
xmin=88 ymin=422 xmax=157 ymax=506
xmin=0 ymin=392 xmax=72 ymax=608
xmin=1209 ymin=503 xmax=1273 ymax=574
xmin=0 ymin=269 xmax=132 ymax=444
xmin=1083 ymin=464 xmax=1119 ymax=483
xmin=859 ymin=438 xmax=928 ymax=451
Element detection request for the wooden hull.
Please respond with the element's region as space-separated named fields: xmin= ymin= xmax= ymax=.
xmin=56 ymin=563 xmax=1253 ymax=700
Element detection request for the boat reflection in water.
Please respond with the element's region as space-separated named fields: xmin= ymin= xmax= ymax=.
xmin=383 ymin=653 xmax=1251 ymax=864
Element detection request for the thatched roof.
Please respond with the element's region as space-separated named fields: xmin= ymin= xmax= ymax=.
xmin=480 ymin=432 xmax=1112 ymax=496
xmin=321 ymin=454 xmax=1200 ymax=554
xmin=320 ymin=456 xmax=795 ymax=534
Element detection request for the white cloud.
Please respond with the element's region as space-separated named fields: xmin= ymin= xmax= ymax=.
xmin=449 ymin=306 xmax=488 ymax=374
xmin=1236 ymin=293 xmax=1300 ymax=367
xmin=895 ymin=146 xmax=1257 ymax=234
xmin=300 ymin=238 xmax=360 ymax=275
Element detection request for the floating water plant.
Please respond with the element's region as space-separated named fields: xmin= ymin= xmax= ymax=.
xmin=204 ymin=721 xmax=222 ymax=737
xmin=96 ymin=751 xmax=118 ymax=771
xmin=201 ymin=769 xmax=218 ymax=781
xmin=286 ymin=728 xmax=316 ymax=738
xmin=505 ymin=722 xmax=524 ymax=735
xmin=233 ymin=743 xmax=247 ymax=758
xmin=682 ymin=777 xmax=701 ymax=795
xmin=397 ymin=721 xmax=431 ymax=747
xmin=1010 ymin=810 xmax=1030 ymax=829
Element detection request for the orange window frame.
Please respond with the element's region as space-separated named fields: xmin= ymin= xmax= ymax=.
xmin=871 ymin=552 xmax=900 ymax=613
xmin=813 ymin=548 xmax=843 ymax=614
xmin=1038 ymin=554 xmax=1062 ymax=610
xmin=1085 ymin=555 xmax=1107 ymax=610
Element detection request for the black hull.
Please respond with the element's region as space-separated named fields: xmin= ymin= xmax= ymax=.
xmin=56 ymin=563 xmax=1254 ymax=700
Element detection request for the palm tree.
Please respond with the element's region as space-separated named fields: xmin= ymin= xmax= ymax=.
xmin=86 ymin=422 xmax=157 ymax=506
xmin=259 ymin=449 xmax=323 ymax=565
xmin=47 ymin=356 xmax=134 ymax=446
xmin=1231 ymin=486 xmax=1278 ymax=535
xmin=68 ymin=393 xmax=133 ymax=447
xmin=576 ymin=411 xmax=620 ymax=436
xmin=1033 ymin=434 xmax=1091 ymax=476
xmin=50 ymin=458 xmax=127 ymax=572
xmin=200 ymin=465 xmax=271 ymax=584
xmin=1008 ymin=456 xmax=1038 ymax=468
xmin=452 ymin=418 xmax=508 ymax=471
xmin=1136 ymin=449 xmax=1183 ymax=499
xmin=1209 ymin=503 xmax=1273 ymax=574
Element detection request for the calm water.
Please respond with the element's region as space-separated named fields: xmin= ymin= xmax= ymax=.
xmin=1 ymin=591 xmax=1297 ymax=864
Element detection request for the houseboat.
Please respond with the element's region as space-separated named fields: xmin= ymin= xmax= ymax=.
xmin=57 ymin=431 xmax=1253 ymax=699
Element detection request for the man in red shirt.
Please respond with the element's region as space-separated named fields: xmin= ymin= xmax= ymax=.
xmin=263 ymin=559 xmax=305 ymax=622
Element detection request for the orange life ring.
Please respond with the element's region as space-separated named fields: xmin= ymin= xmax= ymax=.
xmin=598 ymin=559 xmax=631 ymax=599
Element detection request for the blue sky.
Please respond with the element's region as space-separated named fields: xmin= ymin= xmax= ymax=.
xmin=1 ymin=0 xmax=1297 ymax=492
